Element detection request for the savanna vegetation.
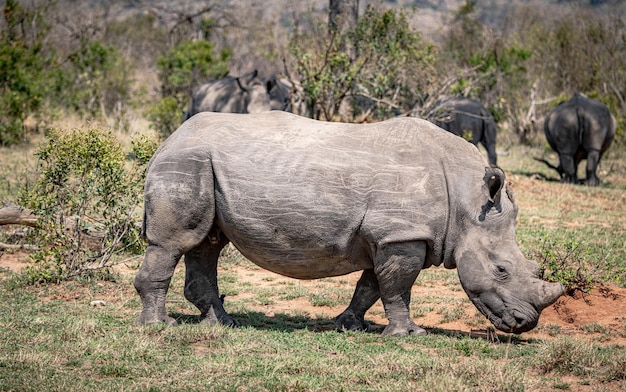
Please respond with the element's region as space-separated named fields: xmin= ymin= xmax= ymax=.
xmin=1 ymin=0 xmax=625 ymax=390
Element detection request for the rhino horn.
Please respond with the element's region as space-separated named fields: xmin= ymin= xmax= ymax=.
xmin=537 ymin=281 xmax=564 ymax=310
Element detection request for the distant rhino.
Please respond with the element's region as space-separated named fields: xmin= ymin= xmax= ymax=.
xmin=184 ymin=70 xmax=271 ymax=120
xmin=427 ymin=96 xmax=498 ymax=167
xmin=134 ymin=111 xmax=563 ymax=336
xmin=543 ymin=93 xmax=616 ymax=186
xmin=264 ymin=75 xmax=308 ymax=116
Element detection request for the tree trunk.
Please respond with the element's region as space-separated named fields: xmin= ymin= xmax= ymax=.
xmin=0 ymin=204 xmax=38 ymax=227
xmin=0 ymin=204 xmax=105 ymax=251
xmin=328 ymin=0 xmax=359 ymax=36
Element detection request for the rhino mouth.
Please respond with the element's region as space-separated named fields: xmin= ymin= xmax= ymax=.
xmin=471 ymin=292 xmax=539 ymax=334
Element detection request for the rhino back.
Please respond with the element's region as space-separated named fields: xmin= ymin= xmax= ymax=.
xmin=546 ymin=94 xmax=615 ymax=153
xmin=150 ymin=112 xmax=486 ymax=277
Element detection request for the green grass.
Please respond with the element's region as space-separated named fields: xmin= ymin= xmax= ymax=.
xmin=1 ymin=273 xmax=625 ymax=392
xmin=498 ymin=144 xmax=626 ymax=288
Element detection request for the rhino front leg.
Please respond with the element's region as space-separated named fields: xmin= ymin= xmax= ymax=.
xmin=134 ymin=244 xmax=182 ymax=326
xmin=375 ymin=241 xmax=427 ymax=336
xmin=335 ymin=269 xmax=380 ymax=332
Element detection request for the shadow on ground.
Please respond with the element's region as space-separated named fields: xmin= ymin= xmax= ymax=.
xmin=170 ymin=310 xmax=533 ymax=344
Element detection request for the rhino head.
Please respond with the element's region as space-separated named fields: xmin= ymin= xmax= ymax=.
xmin=451 ymin=167 xmax=563 ymax=334
xmin=235 ymin=70 xmax=272 ymax=114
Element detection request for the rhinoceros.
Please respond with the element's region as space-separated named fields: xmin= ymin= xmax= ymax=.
xmin=264 ymin=75 xmax=307 ymax=115
xmin=543 ymin=93 xmax=616 ymax=186
xmin=184 ymin=70 xmax=271 ymax=120
xmin=134 ymin=111 xmax=563 ymax=336
xmin=427 ymin=96 xmax=498 ymax=167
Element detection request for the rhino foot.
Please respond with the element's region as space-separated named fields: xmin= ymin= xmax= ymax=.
xmin=200 ymin=306 xmax=239 ymax=327
xmin=334 ymin=310 xmax=371 ymax=332
xmin=137 ymin=313 xmax=178 ymax=327
xmin=382 ymin=320 xmax=426 ymax=337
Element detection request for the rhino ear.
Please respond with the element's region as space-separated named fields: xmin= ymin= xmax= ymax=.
xmin=482 ymin=167 xmax=505 ymax=204
xmin=236 ymin=77 xmax=246 ymax=92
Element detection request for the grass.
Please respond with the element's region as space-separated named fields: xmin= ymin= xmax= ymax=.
xmin=1 ymin=262 xmax=625 ymax=391
xmin=499 ymin=143 xmax=626 ymax=288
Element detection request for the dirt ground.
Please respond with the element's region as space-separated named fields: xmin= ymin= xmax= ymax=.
xmin=2 ymin=250 xmax=624 ymax=345
xmin=225 ymin=263 xmax=626 ymax=345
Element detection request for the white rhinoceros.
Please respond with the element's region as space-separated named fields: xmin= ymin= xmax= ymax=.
xmin=184 ymin=70 xmax=271 ymax=120
xmin=134 ymin=111 xmax=563 ymax=336
xmin=543 ymin=93 xmax=616 ymax=186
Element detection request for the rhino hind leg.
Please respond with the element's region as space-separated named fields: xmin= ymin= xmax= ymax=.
xmin=335 ymin=269 xmax=381 ymax=332
xmin=376 ymin=241 xmax=427 ymax=337
xmin=134 ymin=244 xmax=182 ymax=326
xmin=183 ymin=232 xmax=238 ymax=327
xmin=135 ymin=187 xmax=217 ymax=326
xmin=584 ymin=150 xmax=601 ymax=186
xmin=558 ymin=153 xmax=578 ymax=184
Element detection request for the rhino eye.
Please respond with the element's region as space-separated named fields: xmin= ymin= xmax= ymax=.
xmin=493 ymin=264 xmax=510 ymax=281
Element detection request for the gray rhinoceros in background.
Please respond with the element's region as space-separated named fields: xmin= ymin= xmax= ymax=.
xmin=427 ymin=96 xmax=498 ymax=167
xmin=264 ymin=75 xmax=308 ymax=115
xmin=134 ymin=111 xmax=563 ymax=336
xmin=184 ymin=70 xmax=271 ymax=120
xmin=543 ymin=93 xmax=616 ymax=186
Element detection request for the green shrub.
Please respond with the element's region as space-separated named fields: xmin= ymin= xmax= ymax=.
xmin=531 ymin=234 xmax=618 ymax=295
xmin=290 ymin=5 xmax=436 ymax=121
xmin=17 ymin=126 xmax=154 ymax=284
xmin=145 ymin=96 xmax=183 ymax=139
xmin=0 ymin=1 xmax=51 ymax=145
xmin=130 ymin=132 xmax=160 ymax=165
xmin=149 ymin=40 xmax=230 ymax=137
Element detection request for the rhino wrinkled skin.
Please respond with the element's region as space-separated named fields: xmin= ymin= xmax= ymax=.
xmin=134 ymin=111 xmax=563 ymax=336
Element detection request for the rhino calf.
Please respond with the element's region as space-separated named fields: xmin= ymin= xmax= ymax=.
xmin=134 ymin=111 xmax=563 ymax=336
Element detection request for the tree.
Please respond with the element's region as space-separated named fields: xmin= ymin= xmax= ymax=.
xmin=147 ymin=40 xmax=230 ymax=137
xmin=0 ymin=0 xmax=55 ymax=145
xmin=329 ymin=0 xmax=359 ymax=35
xmin=290 ymin=5 xmax=437 ymax=122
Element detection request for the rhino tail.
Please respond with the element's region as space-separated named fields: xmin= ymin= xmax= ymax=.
xmin=533 ymin=156 xmax=559 ymax=172
xmin=140 ymin=207 xmax=147 ymax=239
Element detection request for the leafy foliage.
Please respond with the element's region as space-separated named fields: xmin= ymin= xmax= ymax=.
xmin=17 ymin=127 xmax=155 ymax=284
xmin=290 ymin=6 xmax=437 ymax=121
xmin=150 ymin=40 xmax=230 ymax=137
xmin=0 ymin=0 xmax=136 ymax=143
xmin=0 ymin=0 xmax=55 ymax=145
xmin=145 ymin=96 xmax=183 ymax=139
xmin=61 ymin=40 xmax=134 ymax=122
xmin=531 ymin=233 xmax=623 ymax=295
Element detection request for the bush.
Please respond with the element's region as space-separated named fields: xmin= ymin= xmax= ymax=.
xmin=530 ymin=233 xmax=625 ymax=295
xmin=0 ymin=0 xmax=54 ymax=145
xmin=290 ymin=5 xmax=437 ymax=121
xmin=150 ymin=40 xmax=230 ymax=137
xmin=17 ymin=126 xmax=156 ymax=284
xmin=60 ymin=40 xmax=134 ymax=122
